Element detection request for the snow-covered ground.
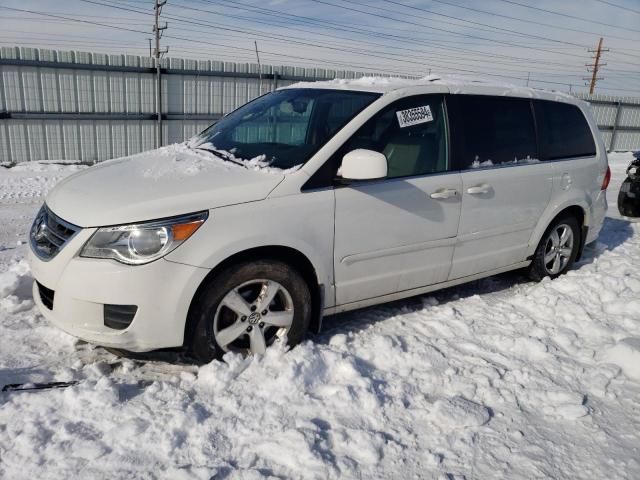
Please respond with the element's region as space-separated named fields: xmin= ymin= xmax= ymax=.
xmin=1 ymin=153 xmax=639 ymax=479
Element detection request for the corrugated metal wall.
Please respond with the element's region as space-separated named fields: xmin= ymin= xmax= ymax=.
xmin=1 ymin=46 xmax=639 ymax=163
xmin=575 ymin=93 xmax=640 ymax=151
xmin=0 ymin=46 xmax=402 ymax=163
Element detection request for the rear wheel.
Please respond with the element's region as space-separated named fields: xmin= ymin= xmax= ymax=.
xmin=187 ymin=260 xmax=311 ymax=362
xmin=528 ymin=216 xmax=580 ymax=282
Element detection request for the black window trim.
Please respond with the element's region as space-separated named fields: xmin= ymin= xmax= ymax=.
xmin=302 ymin=93 xmax=599 ymax=192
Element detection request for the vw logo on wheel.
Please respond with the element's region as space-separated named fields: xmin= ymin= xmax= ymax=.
xmin=247 ymin=312 xmax=261 ymax=325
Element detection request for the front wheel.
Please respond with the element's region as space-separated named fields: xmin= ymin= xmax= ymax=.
xmin=187 ymin=260 xmax=311 ymax=362
xmin=527 ymin=216 xmax=580 ymax=282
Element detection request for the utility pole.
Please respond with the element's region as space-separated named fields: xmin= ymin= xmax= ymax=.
xmin=147 ymin=38 xmax=152 ymax=58
xmin=254 ymin=40 xmax=262 ymax=94
xmin=526 ymin=72 xmax=530 ymax=87
xmin=153 ymin=0 xmax=168 ymax=148
xmin=584 ymin=37 xmax=608 ymax=95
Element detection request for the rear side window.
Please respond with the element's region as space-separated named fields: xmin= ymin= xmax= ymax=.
xmin=533 ymin=100 xmax=596 ymax=160
xmin=448 ymin=95 xmax=538 ymax=169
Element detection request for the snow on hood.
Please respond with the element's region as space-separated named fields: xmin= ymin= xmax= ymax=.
xmin=45 ymin=144 xmax=288 ymax=227
xmin=184 ymin=138 xmax=302 ymax=175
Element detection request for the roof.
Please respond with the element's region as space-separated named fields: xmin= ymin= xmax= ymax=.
xmin=284 ymin=74 xmax=584 ymax=105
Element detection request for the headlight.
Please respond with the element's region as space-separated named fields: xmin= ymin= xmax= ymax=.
xmin=80 ymin=211 xmax=208 ymax=265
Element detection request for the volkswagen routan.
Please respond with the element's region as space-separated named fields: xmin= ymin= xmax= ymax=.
xmin=29 ymin=78 xmax=610 ymax=362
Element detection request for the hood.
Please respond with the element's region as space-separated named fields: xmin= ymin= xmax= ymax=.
xmin=46 ymin=144 xmax=285 ymax=227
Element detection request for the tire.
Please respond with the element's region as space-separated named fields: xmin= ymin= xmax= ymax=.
xmin=187 ymin=260 xmax=311 ymax=363
xmin=618 ymin=178 xmax=640 ymax=218
xmin=527 ymin=215 xmax=580 ymax=282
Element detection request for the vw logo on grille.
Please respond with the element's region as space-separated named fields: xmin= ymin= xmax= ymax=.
xmin=30 ymin=206 xmax=79 ymax=261
xmin=33 ymin=219 xmax=48 ymax=242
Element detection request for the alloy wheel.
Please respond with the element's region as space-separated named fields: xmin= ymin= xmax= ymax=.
xmin=213 ymin=279 xmax=294 ymax=355
xmin=543 ymin=224 xmax=574 ymax=275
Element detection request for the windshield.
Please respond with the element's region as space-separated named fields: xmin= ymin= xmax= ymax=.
xmin=190 ymin=88 xmax=381 ymax=170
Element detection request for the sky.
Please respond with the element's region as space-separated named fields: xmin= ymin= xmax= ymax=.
xmin=0 ymin=0 xmax=639 ymax=96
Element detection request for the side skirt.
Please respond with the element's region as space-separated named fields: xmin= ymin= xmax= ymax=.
xmin=323 ymin=260 xmax=531 ymax=315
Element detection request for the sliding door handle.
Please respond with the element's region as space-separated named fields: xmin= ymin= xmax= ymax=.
xmin=430 ymin=188 xmax=458 ymax=199
xmin=467 ymin=184 xmax=492 ymax=195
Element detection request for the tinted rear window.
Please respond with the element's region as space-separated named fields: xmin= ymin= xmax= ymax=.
xmin=533 ymin=100 xmax=596 ymax=160
xmin=447 ymin=95 xmax=538 ymax=169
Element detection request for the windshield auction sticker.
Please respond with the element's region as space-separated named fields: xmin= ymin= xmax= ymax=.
xmin=396 ymin=105 xmax=433 ymax=128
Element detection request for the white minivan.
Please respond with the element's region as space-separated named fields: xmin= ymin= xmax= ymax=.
xmin=29 ymin=78 xmax=610 ymax=362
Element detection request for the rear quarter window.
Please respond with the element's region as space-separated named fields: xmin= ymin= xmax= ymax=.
xmin=533 ymin=100 xmax=596 ymax=160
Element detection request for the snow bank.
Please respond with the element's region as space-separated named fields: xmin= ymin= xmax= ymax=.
xmin=599 ymin=337 xmax=640 ymax=381
xmin=0 ymin=153 xmax=639 ymax=478
xmin=0 ymin=162 xmax=87 ymax=207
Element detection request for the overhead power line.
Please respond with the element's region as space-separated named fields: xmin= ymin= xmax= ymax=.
xmin=163 ymin=0 xmax=591 ymax=75
xmin=2 ymin=2 xmax=639 ymax=95
xmin=405 ymin=0 xmax=640 ymax=44
xmin=109 ymin=0 xmax=626 ymax=82
xmin=380 ymin=0 xmax=588 ymax=48
xmin=0 ymin=6 xmax=421 ymax=77
xmin=593 ymin=0 xmax=640 ymax=15
xmin=491 ymin=0 xmax=640 ymax=34
xmin=305 ymin=0 xmax=589 ymax=60
xmin=200 ymin=0 xmax=573 ymax=65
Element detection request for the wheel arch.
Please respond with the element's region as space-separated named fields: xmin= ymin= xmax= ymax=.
xmin=528 ymin=204 xmax=588 ymax=261
xmin=184 ymin=245 xmax=324 ymax=349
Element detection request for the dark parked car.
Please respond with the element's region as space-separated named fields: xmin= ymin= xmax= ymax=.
xmin=618 ymin=151 xmax=640 ymax=217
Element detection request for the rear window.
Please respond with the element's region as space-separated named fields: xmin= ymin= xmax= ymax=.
xmin=533 ymin=100 xmax=596 ymax=160
xmin=447 ymin=95 xmax=538 ymax=169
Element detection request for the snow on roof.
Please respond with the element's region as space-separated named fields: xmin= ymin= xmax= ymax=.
xmin=285 ymin=74 xmax=581 ymax=104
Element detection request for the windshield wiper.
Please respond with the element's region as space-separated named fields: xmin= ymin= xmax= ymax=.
xmin=192 ymin=145 xmax=247 ymax=168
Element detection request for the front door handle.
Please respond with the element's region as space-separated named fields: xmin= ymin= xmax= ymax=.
xmin=430 ymin=188 xmax=458 ymax=199
xmin=467 ymin=184 xmax=492 ymax=195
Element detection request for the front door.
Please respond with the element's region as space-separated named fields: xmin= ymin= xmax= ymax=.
xmin=332 ymin=94 xmax=463 ymax=306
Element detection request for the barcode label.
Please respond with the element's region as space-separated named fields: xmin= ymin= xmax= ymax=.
xmin=396 ymin=105 xmax=433 ymax=128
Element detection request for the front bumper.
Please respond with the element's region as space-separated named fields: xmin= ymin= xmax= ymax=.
xmin=29 ymin=231 xmax=209 ymax=352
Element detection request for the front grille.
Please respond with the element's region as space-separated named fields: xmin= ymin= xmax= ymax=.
xmin=30 ymin=205 xmax=80 ymax=261
xmin=104 ymin=304 xmax=138 ymax=330
xmin=36 ymin=281 xmax=55 ymax=310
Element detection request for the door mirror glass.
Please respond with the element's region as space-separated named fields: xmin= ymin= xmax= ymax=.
xmin=340 ymin=149 xmax=388 ymax=181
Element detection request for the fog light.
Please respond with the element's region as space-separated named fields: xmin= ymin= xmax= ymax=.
xmin=104 ymin=304 xmax=137 ymax=330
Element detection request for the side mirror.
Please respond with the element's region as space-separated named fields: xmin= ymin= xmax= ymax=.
xmin=339 ymin=149 xmax=388 ymax=181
